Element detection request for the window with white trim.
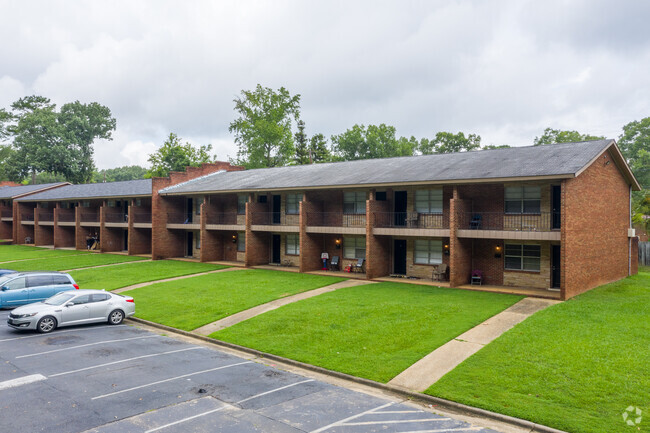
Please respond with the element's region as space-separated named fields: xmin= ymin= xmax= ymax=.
xmin=286 ymin=193 xmax=302 ymax=215
xmin=414 ymin=239 xmax=443 ymax=265
xmin=505 ymin=244 xmax=541 ymax=271
xmin=285 ymin=233 xmax=299 ymax=255
xmin=505 ymin=186 xmax=541 ymax=214
xmin=415 ymin=189 xmax=443 ymax=213
xmin=237 ymin=195 xmax=247 ymax=214
xmin=343 ymin=236 xmax=366 ymax=259
xmin=343 ymin=192 xmax=366 ymax=214
xmin=237 ymin=232 xmax=245 ymax=252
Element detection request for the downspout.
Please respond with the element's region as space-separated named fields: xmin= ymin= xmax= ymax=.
xmin=629 ymin=185 xmax=632 ymax=276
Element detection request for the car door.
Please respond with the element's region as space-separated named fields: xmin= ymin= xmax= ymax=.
xmin=88 ymin=293 xmax=111 ymax=321
xmin=60 ymin=294 xmax=91 ymax=325
xmin=27 ymin=275 xmax=55 ymax=302
xmin=0 ymin=277 xmax=28 ymax=306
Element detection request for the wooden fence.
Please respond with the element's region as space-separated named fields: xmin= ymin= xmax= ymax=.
xmin=640 ymin=241 xmax=650 ymax=266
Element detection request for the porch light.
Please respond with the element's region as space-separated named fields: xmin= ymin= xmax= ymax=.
xmin=232 ymin=234 xmax=237 ymax=243
xmin=335 ymin=238 xmax=341 ymax=249
xmin=443 ymin=244 xmax=450 ymax=255
xmin=495 ymin=245 xmax=502 ymax=258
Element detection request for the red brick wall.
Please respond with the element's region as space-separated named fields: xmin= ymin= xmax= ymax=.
xmin=54 ymin=207 xmax=76 ymax=248
xmin=0 ymin=181 xmax=20 ymax=187
xmin=299 ymin=199 xmax=324 ymax=272
xmin=449 ymin=191 xmax=472 ymax=287
xmin=562 ymin=148 xmax=631 ymax=299
xmin=472 ymin=239 xmax=504 ymax=285
xmin=366 ymin=197 xmax=390 ymax=279
xmin=457 ymin=184 xmax=504 ymax=229
xmin=16 ymin=203 xmax=35 ymax=244
xmin=34 ymin=209 xmax=54 ymax=246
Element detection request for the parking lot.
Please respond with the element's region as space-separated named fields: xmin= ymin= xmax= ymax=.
xmin=0 ymin=310 xmax=499 ymax=433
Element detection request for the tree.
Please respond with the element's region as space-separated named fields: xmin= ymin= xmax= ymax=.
xmin=619 ymin=117 xmax=650 ymax=191
xmin=533 ymin=128 xmax=604 ymax=146
xmin=419 ymin=131 xmax=481 ymax=154
xmin=229 ymin=84 xmax=301 ymax=168
xmin=309 ymin=133 xmax=332 ymax=163
xmin=482 ymin=144 xmax=511 ymax=150
xmin=146 ymin=133 xmax=214 ymax=178
xmin=293 ymin=120 xmax=309 ymax=165
xmin=331 ymin=124 xmax=415 ymax=161
xmin=92 ymin=165 xmax=148 ymax=183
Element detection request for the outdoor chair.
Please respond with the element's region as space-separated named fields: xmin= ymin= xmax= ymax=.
xmin=406 ymin=211 xmax=420 ymax=228
xmin=469 ymin=214 xmax=482 ymax=229
xmin=432 ymin=263 xmax=448 ymax=281
xmin=330 ymin=256 xmax=340 ymax=271
xmin=352 ymin=258 xmax=365 ymax=273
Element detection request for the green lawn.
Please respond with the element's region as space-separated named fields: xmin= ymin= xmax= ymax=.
xmin=123 ymin=269 xmax=346 ymax=331
xmin=70 ymin=260 xmax=227 ymax=291
xmin=8 ymin=253 xmax=146 ymax=271
xmin=0 ymin=245 xmax=91 ymax=263
xmin=426 ymin=270 xmax=650 ymax=433
xmin=212 ymin=282 xmax=523 ymax=383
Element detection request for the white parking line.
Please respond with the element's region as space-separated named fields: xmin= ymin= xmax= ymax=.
xmin=0 ymin=374 xmax=47 ymax=391
xmin=310 ymin=402 xmax=395 ymax=433
xmin=0 ymin=325 xmax=126 ymax=343
xmin=91 ymin=360 xmax=253 ymax=400
xmin=49 ymin=347 xmax=203 ymax=377
xmin=345 ymin=418 xmax=451 ymax=426
xmin=15 ymin=335 xmax=157 ymax=358
xmin=399 ymin=428 xmax=483 ymax=433
xmin=144 ymin=379 xmax=315 ymax=433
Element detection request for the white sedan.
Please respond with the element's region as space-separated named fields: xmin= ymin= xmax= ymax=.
xmin=7 ymin=289 xmax=135 ymax=333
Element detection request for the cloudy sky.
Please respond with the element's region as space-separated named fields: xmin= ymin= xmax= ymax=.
xmin=2 ymin=0 xmax=650 ymax=169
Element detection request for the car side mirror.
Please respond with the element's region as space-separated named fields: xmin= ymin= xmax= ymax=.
xmin=1 ymin=286 xmax=7 ymax=291
xmin=65 ymin=302 xmax=74 ymax=307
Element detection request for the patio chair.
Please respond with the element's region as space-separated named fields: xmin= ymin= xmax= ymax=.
xmin=352 ymin=258 xmax=365 ymax=273
xmin=469 ymin=214 xmax=482 ymax=229
xmin=432 ymin=263 xmax=448 ymax=282
xmin=329 ymin=256 xmax=340 ymax=271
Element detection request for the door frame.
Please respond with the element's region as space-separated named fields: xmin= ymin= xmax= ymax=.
xmin=551 ymin=185 xmax=561 ymax=230
xmin=187 ymin=232 xmax=194 ymax=257
xmin=393 ymin=239 xmax=407 ymax=275
xmin=394 ymin=191 xmax=407 ymax=226
xmin=551 ymin=244 xmax=561 ymax=290
xmin=271 ymin=234 xmax=281 ymax=264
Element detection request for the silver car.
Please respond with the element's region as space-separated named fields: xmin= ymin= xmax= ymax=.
xmin=7 ymin=289 xmax=135 ymax=333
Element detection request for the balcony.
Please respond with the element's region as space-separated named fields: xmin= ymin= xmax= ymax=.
xmin=105 ymin=212 xmax=128 ymax=223
xmin=57 ymin=213 xmax=76 ymax=225
xmin=251 ymin=212 xmax=299 ymax=232
xmin=38 ymin=211 xmax=54 ymax=225
xmin=21 ymin=213 xmax=35 ymax=224
xmin=305 ymin=212 xmax=365 ymax=235
xmin=372 ymin=212 xmax=449 ymax=237
xmin=1 ymin=210 xmax=12 ymax=221
xmin=167 ymin=212 xmax=200 ymax=229
xmin=205 ymin=212 xmax=243 ymax=231
xmin=131 ymin=212 xmax=152 ymax=225
xmin=80 ymin=212 xmax=100 ymax=226
xmin=457 ymin=212 xmax=560 ymax=241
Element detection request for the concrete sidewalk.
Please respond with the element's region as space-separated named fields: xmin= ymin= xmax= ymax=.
xmin=193 ymin=279 xmax=375 ymax=335
xmin=112 ymin=267 xmax=245 ymax=293
xmin=388 ymin=297 xmax=560 ymax=392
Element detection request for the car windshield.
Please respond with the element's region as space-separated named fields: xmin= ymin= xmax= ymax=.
xmin=44 ymin=292 xmax=76 ymax=306
xmin=0 ymin=275 xmax=15 ymax=286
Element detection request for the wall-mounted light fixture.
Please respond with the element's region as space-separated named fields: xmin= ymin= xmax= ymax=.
xmin=495 ymin=245 xmax=502 ymax=258
xmin=443 ymin=243 xmax=450 ymax=255
xmin=335 ymin=238 xmax=341 ymax=249
xmin=232 ymin=234 xmax=238 ymax=243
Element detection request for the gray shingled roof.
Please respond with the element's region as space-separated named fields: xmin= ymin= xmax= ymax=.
xmin=0 ymin=183 xmax=69 ymax=200
xmin=16 ymin=179 xmax=152 ymax=202
xmin=160 ymin=140 xmax=620 ymax=195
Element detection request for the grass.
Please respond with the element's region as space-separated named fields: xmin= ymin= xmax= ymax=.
xmin=212 ymin=282 xmax=523 ymax=383
xmin=0 ymin=245 xmax=91 ymax=263
xmin=8 ymin=253 xmax=146 ymax=271
xmin=123 ymin=269 xmax=346 ymax=331
xmin=426 ymin=270 xmax=650 ymax=433
xmin=70 ymin=260 xmax=227 ymax=291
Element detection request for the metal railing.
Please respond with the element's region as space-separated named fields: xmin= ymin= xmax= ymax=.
xmin=38 ymin=211 xmax=54 ymax=222
xmin=57 ymin=213 xmax=76 ymax=223
xmin=252 ymin=212 xmax=299 ymax=225
xmin=21 ymin=213 xmax=34 ymax=221
xmin=105 ymin=212 xmax=128 ymax=223
xmin=373 ymin=212 xmax=448 ymax=229
xmin=167 ymin=213 xmax=196 ymax=224
xmin=80 ymin=212 xmax=99 ymax=223
xmin=459 ymin=212 xmax=558 ymax=231
xmin=306 ymin=212 xmax=366 ymax=227
xmin=1 ymin=210 xmax=12 ymax=218
xmin=206 ymin=212 xmax=238 ymax=225
xmin=131 ymin=212 xmax=152 ymax=224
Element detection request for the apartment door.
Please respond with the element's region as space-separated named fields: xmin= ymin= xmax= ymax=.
xmin=394 ymin=239 xmax=407 ymax=275
xmin=394 ymin=191 xmax=407 ymax=226
xmin=272 ymin=234 xmax=281 ymax=264
xmin=551 ymin=245 xmax=561 ymax=289
xmin=551 ymin=185 xmax=561 ymax=229
xmin=123 ymin=229 xmax=128 ymax=251
xmin=187 ymin=232 xmax=193 ymax=257
xmin=272 ymin=195 xmax=281 ymax=224
xmin=186 ymin=198 xmax=193 ymax=224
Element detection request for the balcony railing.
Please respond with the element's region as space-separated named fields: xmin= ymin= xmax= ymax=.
xmin=459 ymin=212 xmax=558 ymax=231
xmin=306 ymin=212 xmax=366 ymax=227
xmin=80 ymin=212 xmax=99 ymax=223
xmin=252 ymin=212 xmax=299 ymax=225
xmin=131 ymin=212 xmax=152 ymax=224
xmin=105 ymin=212 xmax=128 ymax=223
xmin=167 ymin=213 xmax=197 ymax=224
xmin=1 ymin=210 xmax=12 ymax=218
xmin=57 ymin=213 xmax=76 ymax=223
xmin=38 ymin=211 xmax=54 ymax=222
xmin=206 ymin=212 xmax=238 ymax=225
xmin=373 ymin=212 xmax=448 ymax=229
xmin=21 ymin=213 xmax=34 ymax=222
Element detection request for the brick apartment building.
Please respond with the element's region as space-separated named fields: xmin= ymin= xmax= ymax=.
xmin=6 ymin=140 xmax=641 ymax=300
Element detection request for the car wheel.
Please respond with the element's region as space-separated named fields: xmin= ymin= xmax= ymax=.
xmin=37 ymin=316 xmax=57 ymax=334
xmin=108 ymin=309 xmax=124 ymax=325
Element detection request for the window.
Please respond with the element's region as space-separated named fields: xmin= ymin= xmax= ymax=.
xmin=107 ymin=200 xmax=115 ymax=207
xmin=343 ymin=237 xmax=366 ymax=259
xmin=415 ymin=189 xmax=443 ymax=213
xmin=40 ymin=202 xmax=49 ymax=209
xmin=135 ymin=199 xmax=142 ymax=207
xmin=195 ymin=232 xmax=201 ymax=249
xmin=27 ymin=275 xmax=53 ymax=287
xmin=91 ymin=293 xmax=110 ymax=302
xmin=414 ymin=239 xmax=443 ymax=265
xmin=72 ymin=295 xmax=91 ymax=305
xmin=505 ymin=244 xmax=541 ymax=271
xmin=286 ymin=193 xmax=302 ymax=215
xmin=343 ymin=192 xmax=366 ymax=214
xmin=237 ymin=232 xmax=246 ymax=252
xmin=4 ymin=277 xmax=26 ymax=290
xmin=53 ymin=275 xmax=72 ymax=285
xmin=286 ymin=233 xmax=300 ymax=255
xmin=376 ymin=191 xmax=387 ymax=201
xmin=82 ymin=201 xmax=90 ymax=208
xmin=505 ymin=186 xmax=541 ymax=214
xmin=237 ymin=195 xmax=247 ymax=214
xmin=258 ymin=195 xmax=267 ymax=204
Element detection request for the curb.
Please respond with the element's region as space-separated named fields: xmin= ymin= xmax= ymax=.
xmin=127 ymin=316 xmax=567 ymax=433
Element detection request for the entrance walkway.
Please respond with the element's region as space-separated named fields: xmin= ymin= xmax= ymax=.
xmin=193 ymin=279 xmax=375 ymax=335
xmin=388 ymin=297 xmax=560 ymax=392
xmin=112 ymin=267 xmax=245 ymax=293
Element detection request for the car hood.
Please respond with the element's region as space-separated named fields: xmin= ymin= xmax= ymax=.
xmin=11 ymin=302 xmax=56 ymax=315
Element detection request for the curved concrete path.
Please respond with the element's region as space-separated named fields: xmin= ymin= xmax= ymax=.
xmin=388 ymin=297 xmax=560 ymax=392
xmin=62 ymin=258 xmax=152 ymax=272
xmin=113 ymin=267 xmax=245 ymax=293
xmin=193 ymin=279 xmax=375 ymax=336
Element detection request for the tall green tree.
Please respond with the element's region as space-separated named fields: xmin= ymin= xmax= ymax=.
xmin=619 ymin=117 xmax=650 ymax=191
xmin=419 ymin=131 xmax=481 ymax=154
xmin=309 ymin=133 xmax=332 ymax=163
xmin=146 ymin=133 xmax=214 ymax=178
xmin=331 ymin=124 xmax=415 ymax=161
xmin=533 ymin=128 xmax=604 ymax=146
xmin=229 ymin=84 xmax=301 ymax=168
xmin=293 ymin=120 xmax=309 ymax=165
xmin=93 ymin=165 xmax=148 ymax=183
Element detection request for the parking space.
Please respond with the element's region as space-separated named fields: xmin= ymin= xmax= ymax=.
xmin=0 ymin=310 xmax=500 ymax=433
